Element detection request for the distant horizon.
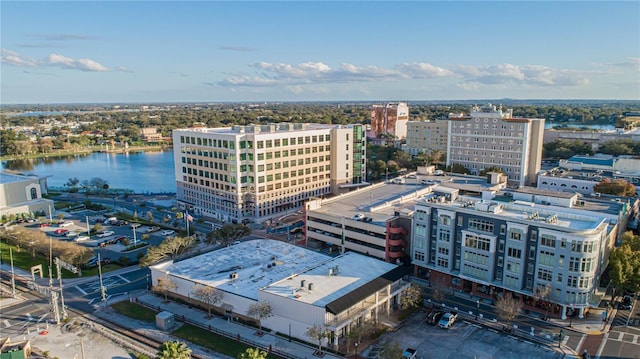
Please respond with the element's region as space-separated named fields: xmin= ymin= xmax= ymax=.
xmin=2 ymin=2 xmax=638 ymax=103
xmin=2 ymin=98 xmax=640 ymax=108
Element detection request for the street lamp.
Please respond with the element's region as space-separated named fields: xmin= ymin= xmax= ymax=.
xmin=476 ymin=299 xmax=480 ymax=320
xmin=354 ymin=342 xmax=359 ymax=357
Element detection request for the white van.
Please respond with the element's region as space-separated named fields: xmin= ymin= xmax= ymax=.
xmin=392 ymin=177 xmax=406 ymax=184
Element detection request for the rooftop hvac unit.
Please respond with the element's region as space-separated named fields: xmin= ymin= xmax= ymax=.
xmin=230 ymin=272 xmax=238 ymax=280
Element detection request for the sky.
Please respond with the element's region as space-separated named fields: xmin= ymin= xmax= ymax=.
xmin=1 ymin=1 xmax=639 ymax=104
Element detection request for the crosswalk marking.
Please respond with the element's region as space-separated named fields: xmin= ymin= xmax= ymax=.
xmin=75 ymin=285 xmax=88 ymax=295
xmin=3 ymin=320 xmax=10 ymax=328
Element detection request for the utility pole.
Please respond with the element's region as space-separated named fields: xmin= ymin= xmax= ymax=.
xmin=98 ymin=254 xmax=107 ymax=307
xmin=55 ymin=258 xmax=68 ymax=320
xmin=48 ymin=234 xmax=60 ymax=324
xmin=9 ymin=248 xmax=16 ymax=298
xmin=85 ymin=215 xmax=90 ymax=236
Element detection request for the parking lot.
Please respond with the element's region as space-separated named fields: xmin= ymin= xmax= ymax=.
xmin=373 ymin=311 xmax=562 ymax=359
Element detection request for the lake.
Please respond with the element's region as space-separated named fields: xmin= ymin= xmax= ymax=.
xmin=1 ymin=150 xmax=176 ymax=194
xmin=544 ymin=122 xmax=615 ymax=130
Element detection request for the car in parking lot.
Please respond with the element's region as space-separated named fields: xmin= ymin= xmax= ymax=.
xmin=438 ymin=312 xmax=457 ymax=329
xmin=58 ymin=221 xmax=74 ymax=227
xmin=84 ymin=256 xmax=111 ymax=268
xmin=39 ymin=223 xmax=51 ymax=228
xmin=63 ymin=231 xmax=78 ymax=238
xmin=161 ymin=230 xmax=175 ymax=236
xmin=403 ymin=348 xmax=417 ymax=358
xmin=620 ymin=295 xmax=633 ymax=310
xmin=74 ymin=236 xmax=90 ymax=242
xmin=54 ymin=228 xmax=69 ymax=235
xmin=146 ymin=226 xmax=160 ymax=233
xmin=96 ymin=230 xmax=115 ymax=238
xmin=426 ymin=310 xmax=444 ymax=325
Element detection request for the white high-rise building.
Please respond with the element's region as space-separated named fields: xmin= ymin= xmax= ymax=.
xmin=446 ymin=103 xmax=545 ymax=187
xmin=173 ymin=123 xmax=366 ymax=224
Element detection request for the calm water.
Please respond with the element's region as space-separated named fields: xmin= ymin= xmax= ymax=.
xmin=544 ymin=122 xmax=615 ymax=130
xmin=1 ymin=150 xmax=176 ymax=193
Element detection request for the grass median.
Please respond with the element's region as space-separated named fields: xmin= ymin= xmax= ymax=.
xmin=111 ymin=301 xmax=279 ymax=358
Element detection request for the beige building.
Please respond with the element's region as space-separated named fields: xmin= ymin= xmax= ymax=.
xmin=404 ymin=119 xmax=449 ymax=156
xmin=446 ymin=103 xmax=545 ymax=187
xmin=172 ymin=123 xmax=366 ymax=224
xmin=0 ymin=172 xmax=54 ymax=220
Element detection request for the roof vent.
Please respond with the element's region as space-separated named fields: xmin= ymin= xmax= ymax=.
xmin=230 ymin=272 xmax=238 ymax=280
xmin=301 ymin=279 xmax=306 ymax=288
xmin=308 ymin=283 xmax=314 ymax=291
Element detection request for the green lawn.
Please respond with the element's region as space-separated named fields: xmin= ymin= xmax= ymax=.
xmin=0 ymin=242 xmax=122 ymax=279
xmin=173 ymin=324 xmax=279 ymax=358
xmin=111 ymin=301 xmax=157 ymax=322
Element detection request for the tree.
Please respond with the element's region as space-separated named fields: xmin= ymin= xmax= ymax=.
xmin=594 ymin=178 xmax=636 ymax=197
xmin=154 ymin=276 xmax=178 ymax=303
xmin=495 ymin=293 xmax=523 ymax=325
xmin=246 ymin=301 xmax=272 ymax=332
xmin=446 ymin=163 xmax=470 ymax=174
xmin=156 ymin=340 xmax=191 ymax=359
xmin=400 ymin=283 xmax=423 ymax=312
xmin=207 ymin=224 xmax=251 ymax=247
xmin=237 ymin=347 xmax=267 ymax=359
xmin=139 ymin=236 xmax=195 ymax=266
xmin=479 ymin=166 xmax=504 ymax=176
xmin=379 ymin=341 xmax=404 ymax=359
xmin=534 ymin=283 xmax=553 ymax=320
xmin=192 ymin=285 xmax=224 ymax=318
xmin=305 ymin=324 xmax=329 ymax=352
xmin=147 ymin=211 xmax=154 ymax=223
xmin=608 ymin=231 xmax=640 ymax=297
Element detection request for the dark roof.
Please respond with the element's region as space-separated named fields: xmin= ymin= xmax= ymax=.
xmin=325 ymin=265 xmax=411 ymax=315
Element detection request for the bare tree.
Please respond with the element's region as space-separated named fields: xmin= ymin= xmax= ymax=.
xmin=534 ymin=284 xmax=552 ymax=320
xmin=495 ymin=293 xmax=523 ymax=325
xmin=379 ymin=341 xmax=404 ymax=359
xmin=191 ymin=285 xmax=223 ymax=318
xmin=305 ymin=324 xmax=329 ymax=352
xmin=139 ymin=236 xmax=195 ymax=267
xmin=246 ymin=301 xmax=272 ymax=333
xmin=155 ymin=276 xmax=178 ymax=303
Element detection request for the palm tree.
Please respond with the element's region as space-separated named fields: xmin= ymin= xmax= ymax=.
xmin=156 ymin=340 xmax=191 ymax=359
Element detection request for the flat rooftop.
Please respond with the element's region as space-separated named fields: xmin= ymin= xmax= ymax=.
xmin=175 ymin=123 xmax=339 ymax=135
xmin=0 ymin=172 xmax=40 ymax=184
xmin=159 ymin=239 xmax=350 ymax=301
xmin=262 ymin=251 xmax=398 ymax=308
xmin=514 ymin=187 xmax=578 ymax=199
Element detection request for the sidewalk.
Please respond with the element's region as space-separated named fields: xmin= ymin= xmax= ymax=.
xmin=134 ymin=292 xmax=344 ymax=359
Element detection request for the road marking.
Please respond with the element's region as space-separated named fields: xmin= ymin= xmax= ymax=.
xmin=596 ymin=332 xmax=608 ymax=358
xmin=117 ymin=274 xmax=130 ymax=283
xmin=576 ymin=334 xmax=586 ymax=352
xmin=75 ymin=285 xmax=88 ymax=295
xmin=3 ymin=320 xmax=10 ymax=328
xmin=618 ymin=332 xmax=624 ymax=341
xmin=632 ymin=335 xmax=638 ymax=344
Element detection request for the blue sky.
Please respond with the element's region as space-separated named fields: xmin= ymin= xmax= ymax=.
xmin=1 ymin=1 xmax=639 ymax=104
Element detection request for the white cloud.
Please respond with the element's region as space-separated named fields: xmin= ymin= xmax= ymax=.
xmin=2 ymin=48 xmax=109 ymax=72
xmin=48 ymin=53 xmax=108 ymax=72
xmin=115 ymin=66 xmax=134 ymax=73
xmin=1 ymin=48 xmax=39 ymax=67
xmin=604 ymin=57 xmax=640 ymax=72
xmin=450 ymin=63 xmax=588 ymax=87
xmin=397 ymin=62 xmax=454 ymax=78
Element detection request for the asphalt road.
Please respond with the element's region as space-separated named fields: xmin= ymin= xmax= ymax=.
xmin=0 ymin=292 xmax=54 ymax=338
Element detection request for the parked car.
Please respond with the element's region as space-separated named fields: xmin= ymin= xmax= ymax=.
xmin=84 ymin=256 xmax=111 ymax=268
xmin=147 ymin=226 xmax=160 ymax=233
xmin=39 ymin=223 xmax=51 ymax=228
xmin=96 ymin=230 xmax=115 ymax=238
xmin=74 ymin=236 xmax=90 ymax=242
xmin=620 ymin=295 xmax=633 ymax=310
xmin=426 ymin=310 xmax=444 ymax=325
xmin=54 ymin=228 xmax=69 ymax=235
xmin=352 ymin=213 xmax=365 ymax=221
xmin=58 ymin=221 xmax=74 ymax=227
xmin=63 ymin=231 xmax=78 ymax=237
xmin=161 ymin=230 xmax=175 ymax=236
xmin=403 ymin=348 xmax=417 ymax=359
xmin=438 ymin=312 xmax=457 ymax=329
xmin=434 ymin=170 xmax=445 ymax=176
xmin=391 ymin=177 xmax=406 ymax=184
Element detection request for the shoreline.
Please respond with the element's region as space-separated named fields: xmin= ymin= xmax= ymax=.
xmin=0 ymin=144 xmax=172 ymax=162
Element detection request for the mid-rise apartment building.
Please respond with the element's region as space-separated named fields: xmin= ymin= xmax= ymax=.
xmin=404 ymin=119 xmax=449 ymax=156
xmin=370 ymin=102 xmax=409 ymax=139
xmin=446 ymin=103 xmax=545 ymax=187
xmin=173 ymin=123 xmax=366 ymax=224
xmin=411 ymin=186 xmax=630 ymax=319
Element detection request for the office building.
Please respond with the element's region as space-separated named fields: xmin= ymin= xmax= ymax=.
xmin=370 ymin=102 xmax=409 ymax=139
xmin=411 ymin=184 xmax=634 ymax=319
xmin=404 ymin=119 xmax=449 ymax=156
xmin=172 ymin=123 xmax=366 ymax=224
xmin=149 ymin=239 xmax=410 ymax=348
xmin=446 ymin=103 xmax=545 ymax=187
